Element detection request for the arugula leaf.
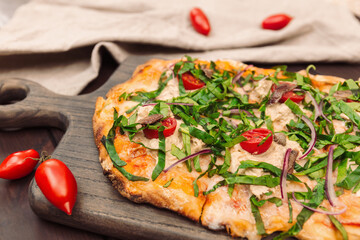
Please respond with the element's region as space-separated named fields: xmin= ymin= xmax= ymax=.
xmin=189 ymin=126 xmax=216 ymax=145
xmin=322 ymin=208 xmax=349 ymax=240
xmin=336 ymin=159 xmax=348 ymax=184
xmin=334 ymin=100 xmax=360 ymax=127
xmin=101 ymin=136 xmax=127 ymax=167
xmin=250 ymin=195 xmax=266 ymax=235
xmin=285 ymin=99 xmax=305 ymax=116
xmin=218 ymin=148 xmax=231 ymax=174
xmin=180 ymin=125 xmax=192 ymax=172
xmin=149 ymin=102 xmax=169 ymax=117
xmin=171 ymin=144 xmax=186 ymax=160
xmin=288 ymin=198 xmax=293 ymax=223
xmin=101 ymin=136 xmax=148 ymax=181
xmin=336 ymin=166 xmax=360 ymax=190
xmin=224 ymin=175 xmax=280 ymax=188
xmin=238 ymin=160 xmax=301 ymax=182
xmin=151 ymin=127 xmax=166 ymax=181
xmin=193 ymin=157 xmax=216 ymax=197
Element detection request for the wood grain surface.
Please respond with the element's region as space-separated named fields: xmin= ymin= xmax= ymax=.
xmin=1 ymin=54 xmax=360 ymax=240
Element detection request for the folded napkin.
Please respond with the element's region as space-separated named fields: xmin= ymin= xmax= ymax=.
xmin=0 ymin=0 xmax=359 ymax=95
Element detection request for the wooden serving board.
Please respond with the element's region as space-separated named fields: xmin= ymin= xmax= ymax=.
xmin=0 ymin=56 xmax=235 ymax=240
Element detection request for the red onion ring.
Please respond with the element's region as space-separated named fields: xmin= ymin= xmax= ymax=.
xmin=292 ymin=192 xmax=347 ymax=215
xmin=294 ymin=89 xmax=321 ymax=121
xmin=319 ymin=100 xmax=332 ymax=124
xmin=281 ymin=148 xmax=292 ymax=202
xmin=325 ymin=145 xmax=338 ymax=207
xmin=164 ymin=149 xmax=212 ymax=173
xmin=232 ymin=65 xmax=253 ymax=85
xmin=299 ymin=116 xmax=317 ymax=159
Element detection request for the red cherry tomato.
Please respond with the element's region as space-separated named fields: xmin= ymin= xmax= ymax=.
xmin=35 ymin=159 xmax=77 ymax=215
xmin=346 ymin=98 xmax=358 ymax=103
xmin=240 ymin=128 xmax=273 ymax=155
xmin=271 ymin=83 xmax=305 ymax=103
xmin=190 ymin=7 xmax=211 ymax=36
xmin=262 ymin=14 xmax=292 ymax=30
xmin=0 ymin=149 xmax=39 ymax=180
xmin=181 ymin=72 xmax=205 ymax=90
xmin=143 ymin=117 xmax=177 ymax=139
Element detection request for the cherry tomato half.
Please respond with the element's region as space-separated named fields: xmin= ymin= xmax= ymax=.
xmin=0 ymin=149 xmax=39 ymax=180
xmin=143 ymin=117 xmax=177 ymax=139
xmin=271 ymin=82 xmax=305 ymax=103
xmin=240 ymin=128 xmax=273 ymax=155
xmin=35 ymin=159 xmax=77 ymax=215
xmin=190 ymin=7 xmax=211 ymax=36
xmin=181 ymin=72 xmax=205 ymax=90
xmin=262 ymin=14 xmax=292 ymax=30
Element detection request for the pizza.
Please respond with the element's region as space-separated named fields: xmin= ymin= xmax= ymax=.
xmin=93 ymin=57 xmax=360 ymax=240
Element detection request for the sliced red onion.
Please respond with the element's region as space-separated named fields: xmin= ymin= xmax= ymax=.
xmin=292 ymin=192 xmax=347 ymax=215
xmin=281 ymin=148 xmax=292 ymax=202
xmin=142 ymin=102 xmax=194 ymax=107
xmin=325 ymin=145 xmax=338 ymax=207
xmin=294 ymin=89 xmax=321 ymax=121
xmin=319 ymin=100 xmax=332 ymax=124
xmin=299 ymin=116 xmax=317 ymax=159
xmin=163 ymin=149 xmax=212 ymax=173
xmin=232 ymin=65 xmax=253 ymax=85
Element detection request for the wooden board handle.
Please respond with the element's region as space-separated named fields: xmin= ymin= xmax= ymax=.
xmin=0 ymin=78 xmax=70 ymax=130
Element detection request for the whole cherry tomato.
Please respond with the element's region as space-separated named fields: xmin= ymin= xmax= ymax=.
xmin=271 ymin=82 xmax=305 ymax=103
xmin=262 ymin=14 xmax=292 ymax=30
xmin=240 ymin=128 xmax=273 ymax=155
xmin=0 ymin=149 xmax=39 ymax=180
xmin=181 ymin=72 xmax=205 ymax=90
xmin=35 ymin=159 xmax=77 ymax=215
xmin=190 ymin=7 xmax=211 ymax=36
xmin=143 ymin=117 xmax=177 ymax=139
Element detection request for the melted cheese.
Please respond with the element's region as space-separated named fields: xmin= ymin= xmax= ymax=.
xmin=249 ymin=80 xmax=273 ymax=103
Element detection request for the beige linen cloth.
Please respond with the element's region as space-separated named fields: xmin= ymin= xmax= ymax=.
xmin=0 ymin=0 xmax=360 ymax=95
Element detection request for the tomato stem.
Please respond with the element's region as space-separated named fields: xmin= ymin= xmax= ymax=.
xmin=38 ymin=151 xmax=52 ymax=163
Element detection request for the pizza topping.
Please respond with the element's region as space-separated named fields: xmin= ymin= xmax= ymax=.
xmin=240 ymin=128 xmax=273 ymax=155
xmin=143 ymin=117 xmax=177 ymax=139
xmin=232 ymin=65 xmax=253 ymax=85
xmin=200 ymin=64 xmax=214 ymax=78
xmin=325 ymin=145 xmax=338 ymax=207
xmin=137 ymin=114 xmax=163 ymax=125
xmin=273 ymin=132 xmax=286 ymax=146
xmin=164 ymin=148 xmax=212 ymax=173
xmin=294 ymin=89 xmax=321 ymax=120
xmin=181 ymin=72 xmax=205 ymax=90
xmin=333 ymin=90 xmax=353 ymax=101
xmin=292 ymin=192 xmax=347 ymax=215
xmin=280 ymin=148 xmax=291 ymax=202
xmin=270 ymin=82 xmax=299 ymax=104
xmin=287 ymin=149 xmax=299 ymax=174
